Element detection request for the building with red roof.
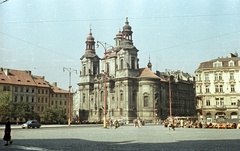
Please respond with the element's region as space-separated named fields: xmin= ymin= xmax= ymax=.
xmin=0 ymin=68 xmax=71 ymax=123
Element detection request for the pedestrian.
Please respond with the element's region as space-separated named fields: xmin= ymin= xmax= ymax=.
xmin=114 ymin=120 xmax=119 ymax=129
xmin=109 ymin=119 xmax=113 ymax=128
xmin=180 ymin=119 xmax=183 ymax=128
xmin=3 ymin=117 xmax=13 ymax=146
xmin=168 ymin=119 xmax=172 ymax=130
xmin=142 ymin=119 xmax=145 ymax=126
xmin=133 ymin=119 xmax=136 ymax=127
xmin=172 ymin=119 xmax=175 ymax=131
xmin=168 ymin=118 xmax=175 ymax=131
xmin=137 ymin=117 xmax=142 ymax=128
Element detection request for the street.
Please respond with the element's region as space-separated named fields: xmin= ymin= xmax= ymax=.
xmin=1 ymin=124 xmax=240 ymax=151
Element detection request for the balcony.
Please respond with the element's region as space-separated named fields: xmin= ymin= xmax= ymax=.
xmin=215 ymin=105 xmax=226 ymax=110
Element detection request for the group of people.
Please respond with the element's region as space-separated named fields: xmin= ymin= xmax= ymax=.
xmin=167 ymin=118 xmax=175 ymax=130
xmin=133 ymin=117 xmax=145 ymax=128
xmin=108 ymin=119 xmax=120 ymax=129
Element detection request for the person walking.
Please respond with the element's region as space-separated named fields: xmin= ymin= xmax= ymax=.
xmin=114 ymin=120 xmax=119 ymax=129
xmin=137 ymin=117 xmax=142 ymax=128
xmin=3 ymin=117 xmax=13 ymax=146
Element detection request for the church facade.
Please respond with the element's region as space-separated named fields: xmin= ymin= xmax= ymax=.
xmin=78 ymin=18 xmax=196 ymax=123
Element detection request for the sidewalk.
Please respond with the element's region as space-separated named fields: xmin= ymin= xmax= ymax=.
xmin=0 ymin=124 xmax=91 ymax=129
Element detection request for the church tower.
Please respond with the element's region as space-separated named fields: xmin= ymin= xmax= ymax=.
xmin=116 ymin=17 xmax=139 ymax=78
xmin=80 ymin=28 xmax=100 ymax=83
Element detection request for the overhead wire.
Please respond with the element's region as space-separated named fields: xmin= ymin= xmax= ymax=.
xmin=1 ymin=13 xmax=240 ymax=60
xmin=0 ymin=31 xmax=79 ymax=61
xmin=0 ymin=13 xmax=240 ymax=24
xmin=138 ymin=29 xmax=240 ymax=55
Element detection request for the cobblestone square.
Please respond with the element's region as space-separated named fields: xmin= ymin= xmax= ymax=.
xmin=1 ymin=124 xmax=240 ymax=151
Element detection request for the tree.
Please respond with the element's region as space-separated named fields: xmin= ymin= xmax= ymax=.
xmin=0 ymin=93 xmax=12 ymax=122
xmin=43 ymin=106 xmax=66 ymax=124
xmin=0 ymin=93 xmax=39 ymax=123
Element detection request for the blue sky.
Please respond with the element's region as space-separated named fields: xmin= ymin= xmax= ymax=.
xmin=1 ymin=0 xmax=240 ymax=90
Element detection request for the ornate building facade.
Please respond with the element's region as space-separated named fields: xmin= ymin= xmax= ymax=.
xmin=195 ymin=53 xmax=240 ymax=123
xmin=78 ymin=18 xmax=196 ymax=123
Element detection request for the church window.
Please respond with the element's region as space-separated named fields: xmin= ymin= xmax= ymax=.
xmin=83 ymin=94 xmax=86 ymax=103
xmin=120 ymin=108 xmax=123 ymax=116
xmin=131 ymin=57 xmax=135 ymax=69
xmin=144 ymin=96 xmax=149 ymax=107
xmin=83 ymin=66 xmax=86 ymax=75
xmin=93 ymin=63 xmax=97 ymax=75
xmin=120 ymin=59 xmax=123 ymax=69
xmin=112 ymin=108 xmax=114 ymax=116
xmin=120 ymin=93 xmax=123 ymax=101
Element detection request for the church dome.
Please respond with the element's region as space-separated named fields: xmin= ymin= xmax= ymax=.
xmin=87 ymin=32 xmax=94 ymax=41
xmin=116 ymin=30 xmax=122 ymax=38
xmin=122 ymin=17 xmax=132 ymax=32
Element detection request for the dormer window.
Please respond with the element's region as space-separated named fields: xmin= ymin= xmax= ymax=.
xmin=213 ymin=61 xmax=222 ymax=68
xmin=228 ymin=60 xmax=234 ymax=67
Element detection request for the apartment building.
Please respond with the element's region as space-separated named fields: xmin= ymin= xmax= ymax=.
xmin=195 ymin=53 xmax=240 ymax=123
xmin=0 ymin=68 xmax=71 ymax=123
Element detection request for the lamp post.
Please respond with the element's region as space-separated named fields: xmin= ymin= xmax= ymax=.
xmin=154 ymin=100 xmax=156 ymax=125
xmin=96 ymin=41 xmax=113 ymax=128
xmin=167 ymin=71 xmax=172 ymax=118
xmin=201 ymin=96 xmax=204 ymax=120
xmin=63 ymin=67 xmax=77 ymax=126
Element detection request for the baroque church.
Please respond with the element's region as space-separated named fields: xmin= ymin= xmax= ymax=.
xmin=78 ymin=18 xmax=196 ymax=123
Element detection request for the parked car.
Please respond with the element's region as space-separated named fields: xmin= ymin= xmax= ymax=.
xmin=21 ymin=120 xmax=41 ymax=129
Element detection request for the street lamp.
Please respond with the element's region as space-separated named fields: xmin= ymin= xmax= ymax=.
xmin=63 ymin=67 xmax=77 ymax=126
xmin=96 ymin=41 xmax=113 ymax=128
xmin=166 ymin=70 xmax=172 ymax=118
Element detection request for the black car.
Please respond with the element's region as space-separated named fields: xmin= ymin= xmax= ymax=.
xmin=21 ymin=120 xmax=41 ymax=129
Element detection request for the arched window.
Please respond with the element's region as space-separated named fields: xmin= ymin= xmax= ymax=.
xmin=83 ymin=94 xmax=86 ymax=103
xmin=120 ymin=59 xmax=124 ymax=69
xmin=131 ymin=57 xmax=135 ymax=69
xmin=112 ymin=108 xmax=114 ymax=116
xmin=144 ymin=96 xmax=149 ymax=107
xmin=120 ymin=108 xmax=123 ymax=116
xmin=83 ymin=66 xmax=86 ymax=75
xmin=120 ymin=93 xmax=123 ymax=101
xmin=143 ymin=92 xmax=149 ymax=107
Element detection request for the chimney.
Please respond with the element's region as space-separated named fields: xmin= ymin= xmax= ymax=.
xmin=52 ymin=82 xmax=57 ymax=87
xmin=25 ymin=70 xmax=32 ymax=75
xmin=3 ymin=68 xmax=9 ymax=76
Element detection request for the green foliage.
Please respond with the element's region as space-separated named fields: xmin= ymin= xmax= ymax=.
xmin=0 ymin=93 xmax=12 ymax=121
xmin=43 ymin=106 xmax=66 ymax=124
xmin=0 ymin=93 xmax=39 ymax=122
